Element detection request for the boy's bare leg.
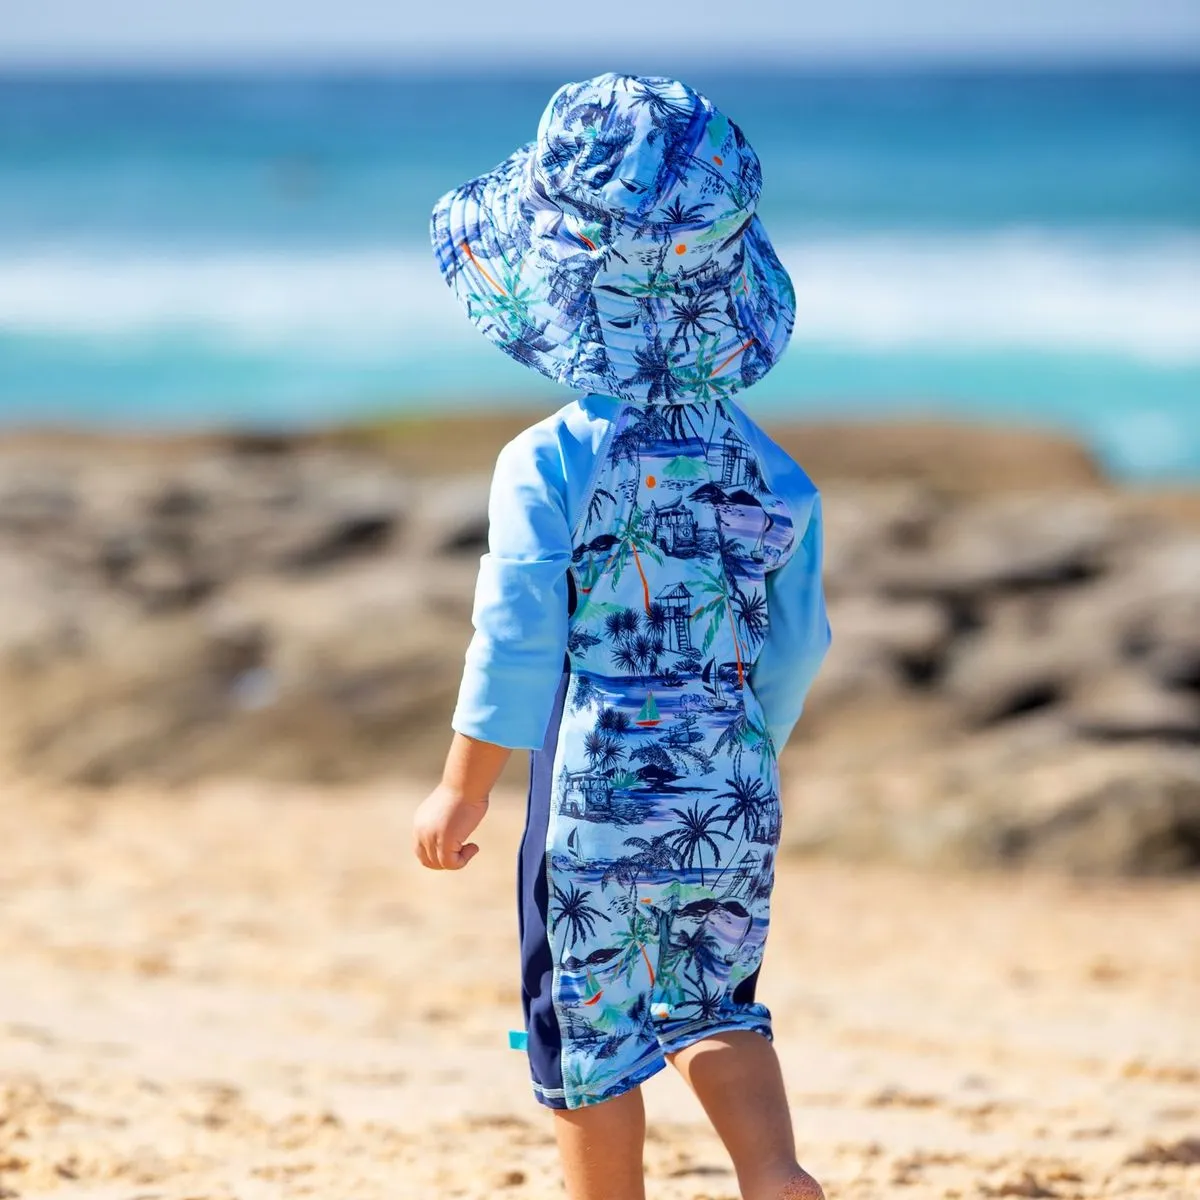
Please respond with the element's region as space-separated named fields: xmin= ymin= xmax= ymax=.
xmin=668 ymin=1031 xmax=824 ymax=1200
xmin=552 ymin=1085 xmax=647 ymax=1200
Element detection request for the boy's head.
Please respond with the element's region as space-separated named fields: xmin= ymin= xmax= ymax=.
xmin=431 ymin=73 xmax=795 ymax=405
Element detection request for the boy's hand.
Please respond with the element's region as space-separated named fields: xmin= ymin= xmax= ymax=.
xmin=413 ymin=784 xmax=489 ymax=871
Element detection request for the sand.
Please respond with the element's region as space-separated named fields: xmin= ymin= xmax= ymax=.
xmin=1 ymin=778 xmax=1198 ymax=1200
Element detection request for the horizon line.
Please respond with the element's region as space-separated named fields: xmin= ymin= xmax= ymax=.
xmin=3 ymin=49 xmax=1199 ymax=77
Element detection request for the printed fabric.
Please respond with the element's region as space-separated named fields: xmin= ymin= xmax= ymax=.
xmin=431 ymin=73 xmax=796 ymax=404
xmin=453 ymin=392 xmax=830 ymax=1109
xmin=434 ymin=71 xmax=826 ymax=1111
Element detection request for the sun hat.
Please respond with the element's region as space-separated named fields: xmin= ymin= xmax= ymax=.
xmin=430 ymin=72 xmax=795 ymax=405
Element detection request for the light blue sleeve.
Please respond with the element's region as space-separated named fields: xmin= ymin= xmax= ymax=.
xmin=748 ymin=491 xmax=832 ymax=753
xmin=451 ymin=428 xmax=574 ymax=750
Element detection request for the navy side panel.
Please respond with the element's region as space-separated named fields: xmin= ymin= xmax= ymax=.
xmin=731 ymin=964 xmax=761 ymax=1006
xmin=517 ymin=667 xmax=570 ymax=1099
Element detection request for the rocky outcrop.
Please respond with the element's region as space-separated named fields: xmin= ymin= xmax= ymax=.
xmin=784 ymin=478 xmax=1200 ymax=875
xmin=781 ymin=739 xmax=1200 ymax=877
xmin=0 ymin=420 xmax=1196 ymax=874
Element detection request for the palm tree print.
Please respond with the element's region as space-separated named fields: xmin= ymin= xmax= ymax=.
xmin=628 ymin=78 xmax=695 ymax=121
xmin=661 ymin=198 xmax=713 ymax=228
xmin=711 ymin=768 xmax=775 ymax=885
xmin=560 ymin=1054 xmax=617 ymax=1105
xmin=584 ymin=729 xmax=625 ymax=773
xmin=677 ymin=976 xmax=725 ymax=1022
xmin=597 ymin=511 xmax=664 ymax=612
xmin=552 ymin=883 xmax=611 ymax=948
xmin=622 ymin=831 xmax=680 ymax=876
xmin=598 ymin=706 xmax=633 ymax=735
xmin=586 ymin=486 xmax=617 ymax=530
xmin=668 ymin=802 xmax=731 ymax=885
xmin=631 ymin=633 xmax=662 ymax=678
xmin=670 ymin=333 xmax=743 ymax=402
xmin=644 ymin=602 xmax=668 ymax=641
xmin=612 ymin=908 xmax=658 ymax=987
xmin=668 ymin=295 xmax=725 ymax=352
xmin=670 ymin=924 xmax=724 ymax=983
xmin=612 ymin=642 xmax=641 ymax=678
xmin=602 ymin=607 xmax=663 ymax=678
xmin=569 ymin=672 xmax=599 ymax=714
xmin=732 ymin=583 xmax=768 ymax=653
xmin=712 ymin=708 xmax=775 ymax=777
xmin=624 ymin=334 xmax=682 ymax=405
xmin=690 ymin=562 xmax=746 ymax=686
xmin=661 ymin=401 xmax=705 ymax=441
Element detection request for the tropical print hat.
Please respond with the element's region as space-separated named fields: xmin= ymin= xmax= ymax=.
xmin=430 ymin=73 xmax=795 ymax=405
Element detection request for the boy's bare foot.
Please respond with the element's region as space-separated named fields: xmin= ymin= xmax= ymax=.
xmin=733 ymin=1163 xmax=825 ymax=1200
xmin=770 ymin=1167 xmax=826 ymax=1200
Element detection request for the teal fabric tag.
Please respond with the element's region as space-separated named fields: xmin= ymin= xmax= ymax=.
xmin=508 ymin=1030 xmax=529 ymax=1051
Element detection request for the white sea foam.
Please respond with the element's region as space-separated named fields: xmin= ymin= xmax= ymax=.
xmin=779 ymin=232 xmax=1200 ymax=365
xmin=0 ymin=248 xmax=448 ymax=353
xmin=2 ymin=232 xmax=1198 ymax=364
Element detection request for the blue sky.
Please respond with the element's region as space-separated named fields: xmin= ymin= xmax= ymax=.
xmin=5 ymin=0 xmax=1200 ymax=65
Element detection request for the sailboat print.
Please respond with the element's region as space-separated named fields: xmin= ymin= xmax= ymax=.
xmin=582 ymin=967 xmax=604 ymax=1006
xmin=701 ymin=658 xmax=727 ymax=710
xmin=634 ymin=692 xmax=661 ymax=727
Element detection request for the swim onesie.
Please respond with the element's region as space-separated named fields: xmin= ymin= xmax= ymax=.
xmin=453 ymin=390 xmax=830 ymax=1109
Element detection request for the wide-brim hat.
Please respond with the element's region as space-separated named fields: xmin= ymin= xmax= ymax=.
xmin=430 ymin=73 xmax=795 ymax=405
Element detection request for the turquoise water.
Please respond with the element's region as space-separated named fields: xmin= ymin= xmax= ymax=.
xmin=1 ymin=67 xmax=1197 ymax=477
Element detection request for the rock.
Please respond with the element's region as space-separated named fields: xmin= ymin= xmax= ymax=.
xmin=768 ymin=420 xmax=1106 ymax=493
xmin=994 ymin=755 xmax=1200 ymax=876
xmin=0 ymin=472 xmax=78 ymax=533
xmin=407 ymin=476 xmax=492 ymax=556
xmin=943 ymin=634 xmax=1079 ymax=728
xmin=1125 ymin=1137 xmax=1200 ymax=1166
xmin=99 ymin=529 xmax=144 ymax=582
xmin=270 ymin=465 xmax=407 ymax=572
xmin=782 ymin=741 xmax=1200 ymax=876
xmin=823 ymin=595 xmax=952 ymax=691
xmin=803 ymin=640 xmax=899 ymax=712
xmin=1045 ymin=532 xmax=1200 ymax=687
xmin=1127 ymin=531 xmax=1200 ymax=597
xmin=874 ymin=493 xmax=1124 ymax=602
xmin=1127 ymin=595 xmax=1200 ymax=692
xmin=148 ymin=480 xmax=210 ymax=520
xmin=123 ymin=554 xmax=215 ymax=613
xmin=278 ymin=511 xmax=396 ymax=571
xmin=936 ymin=580 xmax=1160 ymax=729
xmin=0 ymin=557 xmax=87 ymax=673
xmin=819 ymin=484 xmax=944 ymax=597
xmin=202 ymin=602 xmax=271 ymax=681
xmin=8 ymin=565 xmax=471 ymax=786
xmin=1067 ymin=670 xmax=1199 ymax=743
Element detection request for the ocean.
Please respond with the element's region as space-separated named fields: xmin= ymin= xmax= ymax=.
xmin=0 ymin=66 xmax=1197 ymax=479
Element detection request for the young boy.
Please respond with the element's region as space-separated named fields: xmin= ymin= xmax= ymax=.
xmin=414 ymin=73 xmax=831 ymax=1200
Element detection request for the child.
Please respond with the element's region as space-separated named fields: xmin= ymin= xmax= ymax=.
xmin=414 ymin=73 xmax=831 ymax=1200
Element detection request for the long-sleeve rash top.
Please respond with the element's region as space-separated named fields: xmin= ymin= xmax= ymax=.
xmin=452 ymin=391 xmax=830 ymax=755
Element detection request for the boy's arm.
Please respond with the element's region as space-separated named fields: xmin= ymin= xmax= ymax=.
xmin=748 ymin=492 xmax=832 ymax=754
xmin=414 ymin=429 xmax=573 ymax=870
xmin=450 ymin=433 xmax=573 ymax=748
xmin=413 ymin=733 xmax=511 ymax=870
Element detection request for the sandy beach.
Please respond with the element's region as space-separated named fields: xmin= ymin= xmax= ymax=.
xmin=2 ymin=777 xmax=1197 ymax=1199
